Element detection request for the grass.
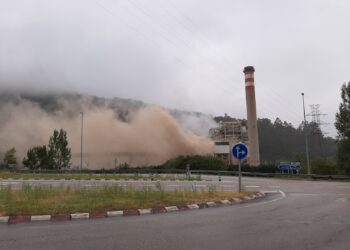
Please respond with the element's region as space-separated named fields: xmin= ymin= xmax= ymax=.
xmin=0 ymin=185 xmax=252 ymax=216
xmin=0 ymin=172 xmax=201 ymax=181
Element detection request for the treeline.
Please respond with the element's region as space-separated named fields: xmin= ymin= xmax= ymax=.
xmin=258 ymin=118 xmax=336 ymax=163
xmin=0 ymin=129 xmax=72 ymax=170
xmin=160 ymin=155 xmax=338 ymax=175
xmin=213 ymin=115 xmax=337 ymax=165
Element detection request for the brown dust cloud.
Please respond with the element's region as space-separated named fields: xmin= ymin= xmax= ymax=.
xmin=0 ymin=96 xmax=214 ymax=168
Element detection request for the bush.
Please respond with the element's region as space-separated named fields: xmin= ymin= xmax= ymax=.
xmin=311 ymin=158 xmax=338 ymax=175
xmin=163 ymin=155 xmax=228 ymax=171
xmin=228 ymin=164 xmax=278 ymax=173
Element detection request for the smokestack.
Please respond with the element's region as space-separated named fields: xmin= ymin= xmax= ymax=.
xmin=243 ymin=66 xmax=260 ymax=166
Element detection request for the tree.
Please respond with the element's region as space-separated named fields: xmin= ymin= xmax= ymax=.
xmin=3 ymin=147 xmax=17 ymax=168
xmin=335 ymin=82 xmax=350 ymax=174
xmin=23 ymin=145 xmax=53 ymax=170
xmin=48 ymin=129 xmax=72 ymax=169
xmin=22 ymin=129 xmax=71 ymax=170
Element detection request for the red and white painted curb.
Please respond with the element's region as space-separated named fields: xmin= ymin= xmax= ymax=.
xmin=0 ymin=192 xmax=266 ymax=225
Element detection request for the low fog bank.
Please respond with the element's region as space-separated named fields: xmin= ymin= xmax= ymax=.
xmin=0 ymin=93 xmax=215 ymax=168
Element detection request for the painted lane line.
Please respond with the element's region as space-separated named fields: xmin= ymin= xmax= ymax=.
xmin=289 ymin=193 xmax=322 ymax=196
xmin=245 ymin=185 xmax=260 ymax=188
xmin=285 ymin=220 xmax=314 ymax=225
xmin=259 ymin=190 xmax=281 ymax=193
xmin=243 ymin=190 xmax=286 ymax=208
xmin=336 ymin=198 xmax=348 ymax=202
xmin=0 ymin=181 xmax=21 ymax=185
xmin=144 ymin=184 xmax=155 ymax=187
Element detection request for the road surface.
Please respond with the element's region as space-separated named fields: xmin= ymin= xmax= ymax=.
xmin=1 ymin=176 xmax=350 ymax=250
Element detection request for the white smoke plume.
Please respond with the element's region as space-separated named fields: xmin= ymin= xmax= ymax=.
xmin=0 ymin=95 xmax=214 ymax=168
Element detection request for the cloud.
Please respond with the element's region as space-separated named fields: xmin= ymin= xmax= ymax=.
xmin=1 ymin=0 xmax=349 ymax=137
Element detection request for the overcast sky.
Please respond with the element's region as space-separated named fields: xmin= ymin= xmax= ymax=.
xmin=1 ymin=0 xmax=349 ymax=137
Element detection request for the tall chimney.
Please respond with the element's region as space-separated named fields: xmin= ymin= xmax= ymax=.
xmin=243 ymin=66 xmax=260 ymax=166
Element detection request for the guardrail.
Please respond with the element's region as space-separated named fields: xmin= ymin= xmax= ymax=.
xmin=1 ymin=169 xmax=350 ymax=181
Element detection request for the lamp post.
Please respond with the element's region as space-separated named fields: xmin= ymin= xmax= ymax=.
xmin=301 ymin=93 xmax=310 ymax=175
xmin=80 ymin=111 xmax=84 ymax=171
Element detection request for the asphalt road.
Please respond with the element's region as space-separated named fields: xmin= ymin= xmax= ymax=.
xmin=1 ymin=176 xmax=350 ymax=250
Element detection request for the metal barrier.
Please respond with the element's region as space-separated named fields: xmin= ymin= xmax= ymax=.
xmin=1 ymin=169 xmax=350 ymax=181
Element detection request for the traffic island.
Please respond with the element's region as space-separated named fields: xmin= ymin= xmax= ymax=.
xmin=0 ymin=192 xmax=266 ymax=225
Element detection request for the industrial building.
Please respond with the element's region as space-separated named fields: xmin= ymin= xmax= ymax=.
xmin=209 ymin=119 xmax=248 ymax=164
xmin=210 ymin=66 xmax=261 ymax=166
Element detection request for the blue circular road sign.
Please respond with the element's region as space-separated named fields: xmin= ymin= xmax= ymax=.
xmin=232 ymin=143 xmax=248 ymax=160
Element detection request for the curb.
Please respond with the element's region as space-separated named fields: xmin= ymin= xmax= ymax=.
xmin=0 ymin=192 xmax=266 ymax=225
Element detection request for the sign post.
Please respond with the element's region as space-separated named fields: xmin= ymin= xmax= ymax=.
xmin=232 ymin=143 xmax=248 ymax=192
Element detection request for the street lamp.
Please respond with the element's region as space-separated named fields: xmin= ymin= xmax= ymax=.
xmin=301 ymin=93 xmax=311 ymax=175
xmin=80 ymin=111 xmax=84 ymax=171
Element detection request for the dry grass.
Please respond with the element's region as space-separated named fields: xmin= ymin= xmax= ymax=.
xmin=0 ymin=185 xmax=252 ymax=216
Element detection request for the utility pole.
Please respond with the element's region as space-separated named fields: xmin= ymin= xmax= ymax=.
xmin=80 ymin=111 xmax=84 ymax=171
xmin=301 ymin=93 xmax=310 ymax=175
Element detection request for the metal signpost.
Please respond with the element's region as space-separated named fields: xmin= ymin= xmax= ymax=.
xmin=232 ymin=143 xmax=248 ymax=192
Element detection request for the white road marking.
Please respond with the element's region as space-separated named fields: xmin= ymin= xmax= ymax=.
xmin=194 ymin=185 xmax=207 ymax=187
xmin=285 ymin=220 xmax=314 ymax=224
xmin=243 ymin=190 xmax=286 ymax=208
xmin=245 ymin=185 xmax=260 ymax=188
xmin=289 ymin=193 xmax=322 ymax=196
xmin=0 ymin=181 xmax=21 ymax=186
xmin=336 ymin=198 xmax=348 ymax=202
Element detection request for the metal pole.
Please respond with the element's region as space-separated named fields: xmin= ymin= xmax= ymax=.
xmin=80 ymin=112 xmax=83 ymax=171
xmin=238 ymin=160 xmax=242 ymax=192
xmin=301 ymin=93 xmax=311 ymax=175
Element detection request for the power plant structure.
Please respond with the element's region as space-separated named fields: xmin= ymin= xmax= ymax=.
xmin=244 ymin=66 xmax=260 ymax=166
xmin=210 ymin=66 xmax=260 ymax=166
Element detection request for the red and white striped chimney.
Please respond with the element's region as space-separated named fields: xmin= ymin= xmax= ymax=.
xmin=244 ymin=66 xmax=260 ymax=166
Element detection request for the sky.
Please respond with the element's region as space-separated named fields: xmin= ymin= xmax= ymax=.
xmin=1 ymin=0 xmax=349 ymax=137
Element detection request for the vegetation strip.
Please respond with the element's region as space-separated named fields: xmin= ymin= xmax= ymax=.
xmin=0 ymin=172 xmax=201 ymax=182
xmin=0 ymin=184 xmax=256 ymax=217
xmin=0 ymin=192 xmax=265 ymax=224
